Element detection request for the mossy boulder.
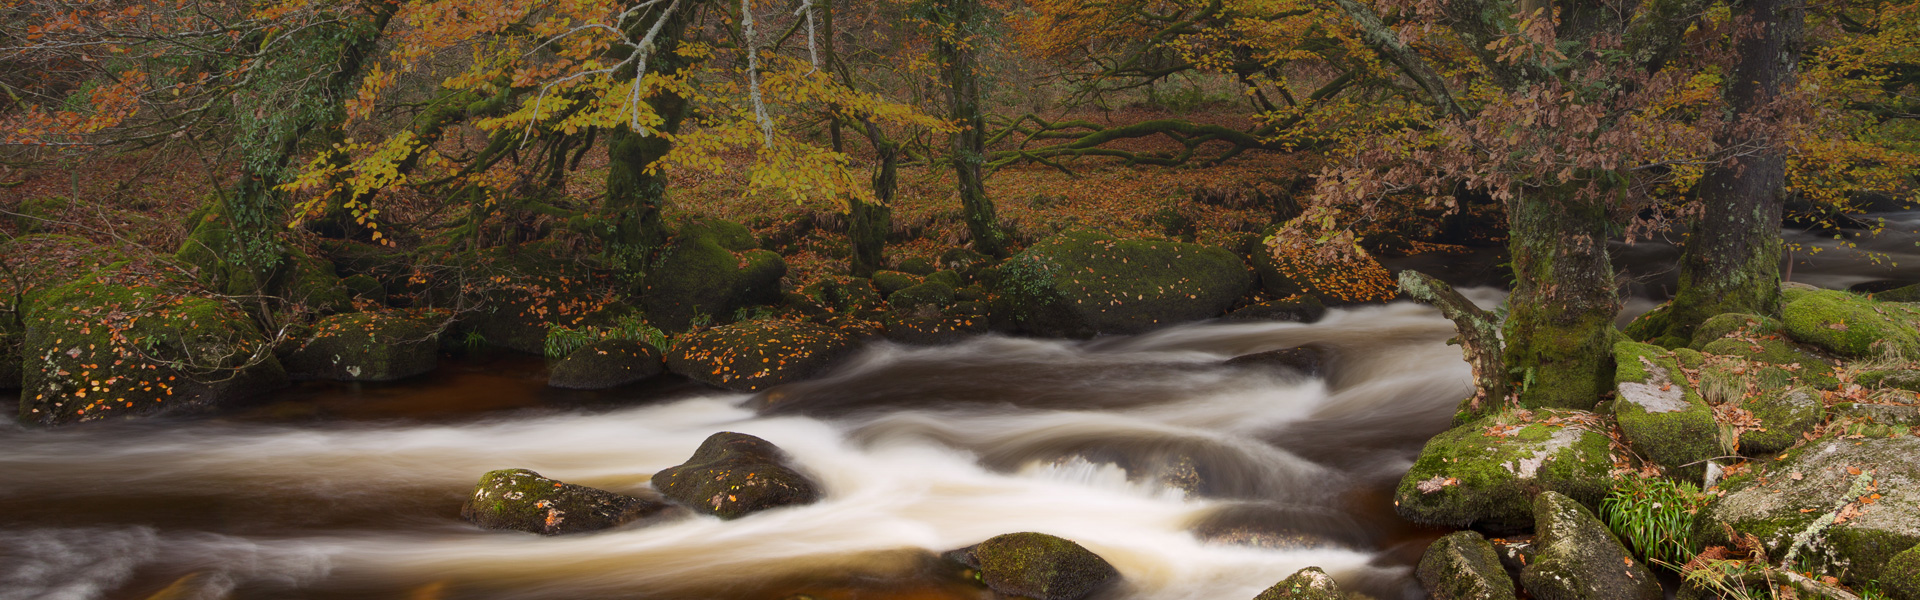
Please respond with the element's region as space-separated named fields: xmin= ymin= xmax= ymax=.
xmin=801 ymin=276 xmax=883 ymax=315
xmin=871 ymin=270 xmax=922 ymax=297
xmin=938 ymin=247 xmax=995 ymax=276
xmin=883 ymin=312 xmax=989 ymax=346
xmin=946 ymin=532 xmax=1119 ymax=600
xmin=175 ymin=204 xmax=274 ymax=297
xmin=9 ymin=195 xmax=70 ymax=233
xmin=1781 ymin=289 xmax=1920 ymax=358
xmin=888 ymin=281 xmax=955 ymax=312
xmin=1417 ymin=531 xmax=1516 ymax=600
xmin=1612 ymin=342 xmax=1726 ymax=480
xmin=342 ymin=274 xmax=386 ymax=303
xmin=466 ymin=243 xmax=624 ymax=354
xmin=643 ymin=219 xmax=785 ymax=332
xmin=547 ymin=340 xmax=664 ymax=389
xmin=996 ymin=230 xmax=1251 ymax=337
xmin=1225 ymin=296 xmax=1328 ymax=324
xmin=1875 ymin=283 xmax=1920 ymax=303
xmin=664 ymin=320 xmax=858 ymax=391
xmin=1620 ymin=303 xmax=1673 ymax=344
xmin=1886 ymin=544 xmax=1920 ymax=600
xmin=1253 ymin=566 xmax=1343 ymax=600
xmin=284 ymin=310 xmax=441 ymax=381
xmin=925 ymin=270 xmax=964 ymax=289
xmin=651 ymin=432 xmax=821 ymax=519
xmin=281 ymin=247 xmax=353 ymax=314
xmin=1394 ymin=409 xmax=1615 ymax=531
xmin=460 ymin=468 xmax=672 ymax=535
xmin=1518 ymin=491 xmax=1662 ymax=600
xmin=17 ymin=269 xmax=288 ymax=426
xmin=0 ymin=320 xmax=20 ymax=389
xmin=1734 ymin=387 xmax=1824 ymax=455
xmin=1688 ymin=313 xmax=1783 ymax=350
xmin=1700 ymin=337 xmax=1837 ymax=387
xmin=898 ymin=257 xmax=938 ymax=276
xmin=1695 ymin=435 xmax=1920 ymax=588
xmin=1858 ymin=369 xmax=1920 ymax=393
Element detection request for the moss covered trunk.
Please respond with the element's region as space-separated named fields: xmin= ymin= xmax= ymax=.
xmin=1504 ymin=188 xmax=1618 ymax=409
xmin=932 ymin=0 xmax=1008 ymax=257
xmin=1664 ymin=0 xmax=1804 ymax=339
xmin=604 ymin=4 xmax=692 ymax=273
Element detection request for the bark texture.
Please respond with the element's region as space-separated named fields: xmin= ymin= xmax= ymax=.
xmin=932 ymin=0 xmax=1008 ymax=257
xmin=1504 ymin=190 xmax=1618 ymax=410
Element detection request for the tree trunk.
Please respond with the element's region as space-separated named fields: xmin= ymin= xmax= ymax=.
xmin=1398 ymin=270 xmax=1511 ymax=422
xmin=1664 ymin=0 xmax=1805 ymax=338
xmin=604 ymin=5 xmax=691 ymax=274
xmin=932 ymin=0 xmax=1008 ymax=257
xmin=1503 ymin=187 xmax=1619 ymax=409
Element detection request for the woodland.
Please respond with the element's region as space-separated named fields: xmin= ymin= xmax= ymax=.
xmin=4 ymin=0 xmax=1920 ymax=598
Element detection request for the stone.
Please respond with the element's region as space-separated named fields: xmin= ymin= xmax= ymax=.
xmin=651 ymin=432 xmax=821 ymax=519
xmin=871 ymin=270 xmax=922 ymax=297
xmin=1688 ymin=313 xmax=1784 ymax=350
xmin=1734 ymin=386 xmax=1824 ymax=455
xmin=1612 ymin=342 xmax=1726 ymax=480
xmin=664 ymin=320 xmax=859 ymax=391
xmin=1417 ymin=531 xmax=1517 ymax=600
xmin=883 ymin=313 xmax=989 ymax=346
xmin=461 ymin=468 xmax=672 ymax=535
xmin=341 ymin=273 xmax=386 ymax=303
xmin=644 ymin=219 xmax=785 ymax=332
xmin=1699 ymin=336 xmax=1836 ymax=388
xmin=800 ymin=276 xmax=883 ymax=315
xmin=1781 ymin=288 xmax=1920 ymax=358
xmin=1886 ymin=544 xmax=1920 ymax=600
xmin=887 ymin=281 xmax=955 ymax=312
xmin=468 ymin=242 xmax=625 ymax=354
xmin=947 ymin=532 xmax=1119 ymax=600
xmin=1254 ymin=566 xmax=1343 ymax=600
xmin=995 ymin=230 xmax=1252 ymax=337
xmin=1224 ymin=346 xmax=1328 ymax=377
xmin=1875 ymin=283 xmax=1920 ymax=303
xmin=285 ymin=310 xmax=441 ymax=381
xmin=1224 ymin=296 xmax=1328 ymax=324
xmin=1394 ymin=409 xmax=1615 ymax=531
xmin=547 ymin=339 xmax=664 ymax=389
xmin=1518 ymin=491 xmax=1662 ymax=600
xmin=938 ymin=247 xmax=994 ymax=276
xmin=897 ymin=257 xmax=937 ymax=276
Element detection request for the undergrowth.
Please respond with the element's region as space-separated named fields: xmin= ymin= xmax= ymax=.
xmin=1601 ymin=475 xmax=1709 ymax=567
xmin=544 ymin=313 xmax=668 ymax=359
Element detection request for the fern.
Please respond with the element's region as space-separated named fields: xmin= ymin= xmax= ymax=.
xmin=544 ymin=314 xmax=669 ymax=359
xmin=1601 ymin=476 xmax=1707 ymax=568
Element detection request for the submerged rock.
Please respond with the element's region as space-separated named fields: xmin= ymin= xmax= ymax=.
xmin=1417 ymin=531 xmax=1516 ymax=600
xmin=461 ymin=468 xmax=672 ymax=535
xmin=1519 ymin=492 xmax=1661 ymax=600
xmin=994 ymin=230 xmax=1251 ymax=337
xmin=1781 ymin=288 xmax=1920 ymax=358
xmin=1224 ymin=296 xmax=1328 ymax=324
xmin=664 ymin=320 xmax=858 ymax=391
xmin=1612 ymin=342 xmax=1725 ymax=480
xmin=1224 ymin=346 xmax=1328 ymax=377
xmin=1254 ymin=566 xmax=1343 ymax=600
xmin=947 ymin=532 xmax=1119 ymax=600
xmin=284 ymin=310 xmax=441 ymax=382
xmin=1394 ymin=409 xmax=1614 ymax=531
xmin=547 ymin=339 xmax=664 ymax=389
xmin=651 ymin=432 xmax=821 ymax=519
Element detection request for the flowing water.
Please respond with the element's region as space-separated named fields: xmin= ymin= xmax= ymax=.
xmin=0 ymin=294 xmax=1501 ymax=600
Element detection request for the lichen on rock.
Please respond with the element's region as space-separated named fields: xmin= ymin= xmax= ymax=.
xmin=946 ymin=531 xmax=1119 ymax=600
xmin=1519 ymin=491 xmax=1662 ymax=600
xmin=1417 ymin=531 xmax=1516 ymax=600
xmin=461 ymin=468 xmax=672 ymax=535
xmin=1253 ymin=566 xmax=1343 ymax=600
xmin=1394 ymin=409 xmax=1615 ymax=531
xmin=1612 ymin=342 xmax=1725 ymax=480
xmin=651 ymin=431 xmax=821 ymax=520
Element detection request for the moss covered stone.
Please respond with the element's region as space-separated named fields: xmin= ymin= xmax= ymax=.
xmin=872 ymin=270 xmax=922 ymax=297
xmin=461 ymin=468 xmax=672 ymax=535
xmin=888 ymin=281 xmax=955 ymax=312
xmin=1612 ymin=342 xmax=1726 ymax=480
xmin=1886 ymin=544 xmax=1920 ymax=600
xmin=1393 ymin=409 xmax=1615 ymax=531
xmin=801 ymin=277 xmax=883 ymax=315
xmin=1688 ymin=313 xmax=1781 ymax=348
xmin=1875 ymin=283 xmax=1920 ymax=304
xmin=643 ymin=219 xmax=785 ymax=332
xmin=466 ymin=243 xmax=626 ymax=354
xmin=1253 ymin=566 xmax=1343 ymax=600
xmin=548 ymin=339 xmax=663 ymax=389
xmin=1417 ymin=531 xmax=1517 ymax=600
xmin=925 ymin=270 xmax=964 ymax=289
xmin=1519 ymin=491 xmax=1662 ymax=600
xmin=938 ymin=247 xmax=995 ymax=277
xmin=947 ymin=532 xmax=1119 ymax=600
xmin=1781 ymin=289 xmax=1920 ymax=358
xmin=1735 ymin=387 xmax=1824 ymax=455
xmin=883 ymin=312 xmax=989 ymax=346
xmin=1858 ymin=369 xmax=1920 ymax=393
xmin=897 ymin=257 xmax=937 ymax=276
xmin=995 ymin=230 xmax=1252 ymax=337
xmin=17 ymin=269 xmax=288 ymax=426
xmin=1695 ymin=436 xmax=1920 ymax=588
xmin=285 ymin=310 xmax=441 ymax=381
xmin=282 ymin=247 xmax=353 ymax=314
xmin=651 ymin=432 xmax=821 ymax=519
xmin=1224 ymin=296 xmax=1328 ymax=323
xmin=664 ymin=320 xmax=858 ymax=391
xmin=1700 ymin=337 xmax=1837 ymax=387
xmin=1620 ymin=303 xmax=1672 ymax=343
xmin=341 ymin=274 xmax=386 ymax=303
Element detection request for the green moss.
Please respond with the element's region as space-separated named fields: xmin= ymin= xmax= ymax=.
xmin=1735 ymin=387 xmax=1824 ymax=455
xmin=1254 ymin=567 xmax=1343 ymax=600
xmin=1416 ymin=531 xmax=1517 ymax=600
xmin=953 ymin=532 xmax=1118 ymax=600
xmin=342 ymin=274 xmax=385 ymax=303
xmin=284 ymin=310 xmax=441 ymax=381
xmin=1781 ymin=289 xmax=1920 ymax=358
xmin=11 ymin=196 xmax=70 ymax=233
xmin=1876 ymin=283 xmax=1920 ymax=304
xmin=282 ymin=247 xmax=353 ymax=314
xmin=663 ymin=320 xmax=857 ymax=391
xmin=1622 ymin=303 xmax=1674 ymax=342
xmin=1393 ymin=409 xmax=1615 ymax=530
xmin=897 ymin=257 xmax=937 ymax=276
xmin=650 ymin=432 xmax=820 ymax=520
xmin=1689 ymin=313 xmax=1783 ymax=350
xmin=925 ymin=270 xmax=964 ymax=289
xmin=461 ymin=468 xmax=667 ymax=535
xmin=994 ymin=230 xmax=1252 ymax=337
xmin=548 ymin=339 xmax=663 ymax=389
xmin=888 ymin=281 xmax=955 ymax=312
xmin=643 ymin=219 xmax=785 ymax=332
xmin=1521 ymin=492 xmax=1663 ymax=600
xmin=1612 ymin=342 xmax=1725 ymax=480
xmin=872 ymin=271 xmax=922 ymax=296
xmin=801 ymin=277 xmax=883 ymax=314
xmin=1885 ymin=544 xmax=1920 ymax=600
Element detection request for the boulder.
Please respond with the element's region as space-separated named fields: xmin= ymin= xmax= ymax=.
xmin=1875 ymin=283 xmax=1920 ymax=303
xmin=284 ymin=310 xmax=441 ymax=381
xmin=1224 ymin=346 xmax=1328 ymax=377
xmin=897 ymin=257 xmax=937 ymax=276
xmin=1417 ymin=531 xmax=1517 ymax=600
xmin=1612 ymin=342 xmax=1726 ymax=480
xmin=1734 ymin=386 xmax=1824 ymax=455
xmin=0 ymin=315 xmax=20 ymax=389
xmin=1700 ymin=337 xmax=1837 ymax=387
xmin=1254 ymin=566 xmax=1343 ymax=600
xmin=341 ymin=273 xmax=386 ymax=303
xmin=947 ymin=532 xmax=1119 ymax=600
xmin=1688 ymin=313 xmax=1783 ymax=350
xmin=1695 ymin=435 xmax=1920 ymax=588
xmin=1858 ymin=369 xmax=1920 ymax=393
xmin=1781 ymin=288 xmax=1920 ymax=358
xmin=664 ymin=320 xmax=859 ymax=391
xmin=800 ymin=276 xmax=883 ymax=315
xmin=461 ymin=468 xmax=672 ymax=535
xmin=888 ymin=281 xmax=955 ymax=312
xmin=1394 ymin=409 xmax=1614 ymax=531
xmin=651 ymin=432 xmax=821 ymax=519
xmin=883 ymin=313 xmax=989 ymax=346
xmin=17 ymin=270 xmax=288 ymax=426
xmin=643 ymin=219 xmax=785 ymax=332
xmin=996 ymin=230 xmax=1252 ymax=337
xmin=467 ymin=242 xmax=624 ymax=354
xmin=281 ymin=247 xmax=354 ymax=314
xmin=1887 ymin=544 xmax=1920 ymax=600
xmin=925 ymin=270 xmax=965 ymax=289
xmin=1518 ymin=491 xmax=1662 ymax=600
xmin=547 ymin=340 xmax=664 ymax=389
xmin=871 ymin=270 xmax=922 ymax=296
xmin=938 ymin=247 xmax=994 ymax=276
xmin=1225 ymin=296 xmax=1328 ymax=324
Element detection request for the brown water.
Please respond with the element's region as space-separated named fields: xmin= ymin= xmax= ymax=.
xmin=0 ymin=296 xmax=1493 ymax=600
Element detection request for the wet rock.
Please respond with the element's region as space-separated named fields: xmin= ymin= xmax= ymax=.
xmin=887 ymin=281 xmax=955 ymax=312
xmin=461 ymin=468 xmax=672 ymax=535
xmin=995 ymin=230 xmax=1251 ymax=337
xmin=1225 ymin=296 xmax=1328 ymax=324
xmin=1225 ymin=346 xmax=1327 ymax=377
xmin=1254 ymin=566 xmax=1343 ymax=600
xmin=1189 ymin=503 xmax=1374 ymax=550
xmin=883 ymin=312 xmax=988 ymax=346
xmin=946 ymin=532 xmax=1119 ymax=600
xmin=1417 ymin=531 xmax=1516 ymax=600
xmin=1781 ymin=288 xmax=1920 ymax=358
xmin=1612 ymin=342 xmax=1726 ymax=480
xmin=644 ymin=219 xmax=785 ymax=332
xmin=1519 ymin=491 xmax=1661 ymax=600
xmin=664 ymin=320 xmax=858 ymax=391
xmin=801 ymin=276 xmax=882 ymax=315
xmin=1394 ymin=409 xmax=1614 ymax=531
xmin=17 ymin=269 xmax=289 ymax=426
xmin=651 ymin=432 xmax=821 ymax=519
xmin=285 ymin=310 xmax=441 ymax=382
xmin=1886 ymin=544 xmax=1920 ymax=600
xmin=1694 ymin=435 xmax=1920 ymax=589
xmin=547 ymin=339 xmax=664 ymax=389
xmin=871 ymin=270 xmax=922 ymax=297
